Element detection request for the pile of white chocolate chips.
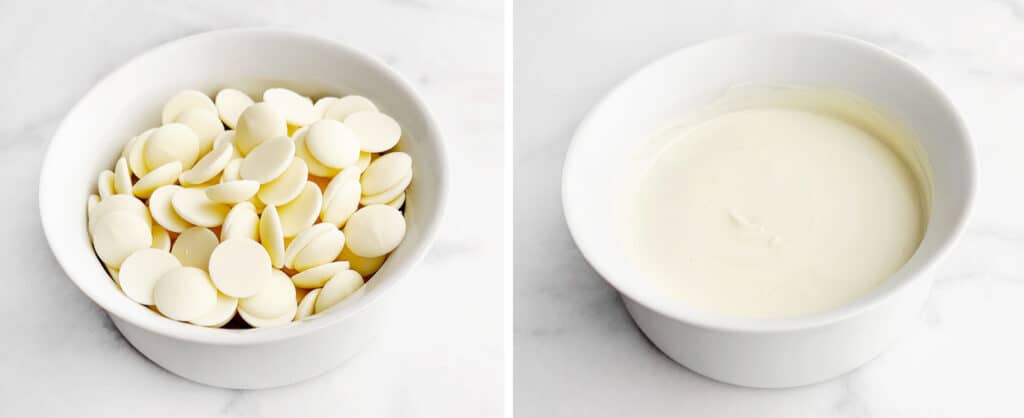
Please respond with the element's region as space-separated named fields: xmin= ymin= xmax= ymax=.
xmin=87 ymin=88 xmax=413 ymax=328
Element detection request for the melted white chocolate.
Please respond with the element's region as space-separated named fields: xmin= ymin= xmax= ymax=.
xmin=627 ymin=87 xmax=930 ymax=319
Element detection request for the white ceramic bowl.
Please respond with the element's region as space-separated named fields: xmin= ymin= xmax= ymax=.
xmin=563 ymin=33 xmax=974 ymax=388
xmin=39 ymin=29 xmax=448 ymax=389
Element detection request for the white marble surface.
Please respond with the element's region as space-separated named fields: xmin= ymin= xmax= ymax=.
xmin=515 ymin=1 xmax=1024 ymax=417
xmin=0 ymin=1 xmax=502 ymax=417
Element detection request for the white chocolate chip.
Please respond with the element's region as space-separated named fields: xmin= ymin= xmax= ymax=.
xmin=189 ymin=292 xmax=238 ymax=328
xmin=387 ymin=192 xmax=406 ymax=210
xmin=264 ymin=88 xmax=317 ymax=126
xmin=343 ymin=205 xmax=406 ymax=258
xmin=220 ymin=158 xmax=243 ymax=183
xmin=345 ymin=111 xmax=401 ymax=153
xmin=97 ymin=170 xmax=115 ymax=199
xmin=209 ymin=238 xmax=272 ymax=298
xmin=119 ymin=248 xmax=181 ymax=305
xmin=113 ymin=157 xmax=133 ymax=195
xmin=121 ymin=134 xmax=137 ymax=159
xmin=360 ymin=152 xmax=412 ymax=195
xmin=213 ymin=131 xmax=241 ymax=158
xmin=90 ymin=194 xmax=150 ymax=234
xmin=338 ymin=245 xmax=387 ymax=278
xmin=360 ymin=172 xmax=412 ymax=205
xmin=86 ymin=194 xmax=100 ymax=223
xmin=283 ymin=223 xmax=336 ymax=269
xmin=171 ymin=227 xmax=219 ymax=269
xmin=293 ymin=127 xmax=340 ymax=178
xmin=92 ymin=211 xmax=153 ymax=269
xmin=221 ymin=201 xmax=260 ymax=242
xmin=151 ymin=224 xmax=171 ymax=251
xmin=260 ymin=205 xmax=286 ymax=268
xmin=148 ymin=185 xmax=191 ymax=233
xmin=257 ymin=158 xmax=308 ymax=205
xmin=235 ymin=103 xmax=286 ymax=155
xmin=290 ymin=261 xmax=350 ymax=289
xmin=205 ymin=180 xmax=260 ymax=204
xmin=128 ymin=128 xmax=156 ymax=177
xmin=133 ymin=161 xmax=182 ymax=199
xmin=305 ymin=119 xmax=361 ymax=169
xmin=354 ymin=151 xmax=372 ymax=172
xmin=238 ymin=303 xmax=296 ymax=328
xmin=162 ymin=90 xmax=217 ymax=124
xmin=323 ymin=166 xmax=362 ymax=204
xmin=277 ymin=182 xmax=322 ymax=238
xmin=295 ymin=288 xmax=320 ymax=320
xmin=214 ymin=88 xmax=254 ymax=129
xmin=144 ymin=123 xmax=200 ymax=170
xmin=327 ymin=179 xmax=364 ymax=228
xmin=180 ymin=141 xmax=234 ymax=185
xmin=153 ymin=266 xmax=218 ymax=321
xmin=174 ymin=108 xmax=224 ymax=155
xmin=240 ymin=137 xmax=295 ymax=184
xmin=312 ymin=97 xmax=339 ymax=119
xmin=170 ymin=187 xmax=229 ymax=227
xmin=324 ymin=95 xmax=378 ymax=121
xmin=315 ymin=269 xmax=363 ymax=313
xmin=293 ymin=228 xmax=345 ymax=271
xmin=238 ymin=269 xmax=295 ymax=318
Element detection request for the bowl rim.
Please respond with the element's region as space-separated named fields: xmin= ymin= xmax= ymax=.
xmin=39 ymin=28 xmax=449 ymax=345
xmin=561 ymin=31 xmax=976 ymax=334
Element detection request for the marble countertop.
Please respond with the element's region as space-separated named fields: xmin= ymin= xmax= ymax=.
xmin=514 ymin=0 xmax=1024 ymax=417
xmin=0 ymin=1 xmax=502 ymax=417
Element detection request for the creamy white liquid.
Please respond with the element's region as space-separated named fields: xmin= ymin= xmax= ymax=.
xmin=628 ymin=91 xmax=928 ymax=319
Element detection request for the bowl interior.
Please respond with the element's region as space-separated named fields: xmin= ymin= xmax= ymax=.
xmin=40 ymin=29 xmax=447 ymax=343
xmin=563 ymin=33 xmax=974 ymax=330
